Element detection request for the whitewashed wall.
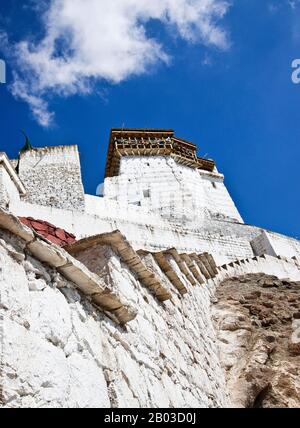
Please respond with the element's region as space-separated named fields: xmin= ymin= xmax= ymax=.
xmin=104 ymin=157 xmax=243 ymax=224
xmin=1 ymin=148 xmax=299 ymax=264
xmin=10 ymin=199 xmax=254 ymax=265
xmin=0 ymin=228 xmax=229 ymax=408
xmin=0 ymin=165 xmax=20 ymax=210
xmin=18 ymin=146 xmax=85 ymax=211
xmin=252 ymin=230 xmax=300 ymax=259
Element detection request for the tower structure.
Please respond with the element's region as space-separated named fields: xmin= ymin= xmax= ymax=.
xmin=103 ymin=129 xmax=243 ymax=224
xmin=17 ymin=145 xmax=85 ymax=211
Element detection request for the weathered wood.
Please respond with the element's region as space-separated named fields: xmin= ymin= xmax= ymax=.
xmin=66 ymin=231 xmax=172 ymax=302
xmin=181 ymin=253 xmax=205 ymax=284
xmin=153 ymin=252 xmax=188 ymax=295
xmin=0 ymin=208 xmax=136 ymax=325
xmin=164 ymin=248 xmax=197 ymax=286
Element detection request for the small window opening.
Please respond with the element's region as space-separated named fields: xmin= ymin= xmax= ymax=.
xmin=211 ymin=182 xmax=217 ymax=189
xmin=143 ymin=189 xmax=150 ymax=198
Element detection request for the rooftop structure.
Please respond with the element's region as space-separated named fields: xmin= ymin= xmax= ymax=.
xmin=19 ymin=216 xmax=76 ymax=247
xmin=105 ymin=128 xmax=215 ymax=178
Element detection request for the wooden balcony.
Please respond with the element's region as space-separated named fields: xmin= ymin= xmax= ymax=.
xmin=105 ymin=129 xmax=215 ymax=177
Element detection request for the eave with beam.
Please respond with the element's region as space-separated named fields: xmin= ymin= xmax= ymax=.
xmin=104 ymin=129 xmax=215 ymax=178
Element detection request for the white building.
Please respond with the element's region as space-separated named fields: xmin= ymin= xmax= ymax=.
xmin=1 ymin=128 xmax=299 ymax=264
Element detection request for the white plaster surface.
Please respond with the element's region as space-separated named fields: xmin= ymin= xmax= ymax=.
xmin=105 ymin=156 xmax=243 ymax=224
xmin=0 ymin=166 xmax=20 ymax=210
xmin=0 ymin=225 xmax=299 ymax=408
xmin=18 ymin=146 xmax=85 ymax=211
xmin=0 ymin=146 xmax=297 ymax=266
xmin=10 ymin=198 xmax=254 ymax=265
xmin=0 ymin=146 xmax=298 ymax=265
xmin=0 ymin=228 xmax=230 ymax=408
xmin=251 ymin=230 xmax=300 ymax=260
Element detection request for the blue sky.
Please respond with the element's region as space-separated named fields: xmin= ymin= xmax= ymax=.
xmin=0 ymin=0 xmax=300 ymax=239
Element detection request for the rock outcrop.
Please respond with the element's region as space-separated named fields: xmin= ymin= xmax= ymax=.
xmin=213 ymin=273 xmax=300 ymax=408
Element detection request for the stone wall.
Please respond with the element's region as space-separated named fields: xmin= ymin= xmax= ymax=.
xmin=18 ymin=146 xmax=85 ymax=212
xmin=0 ymin=154 xmax=25 ymax=211
xmin=0 ymin=209 xmax=299 ymax=408
xmin=0 ymin=212 xmax=229 ymax=408
xmin=0 ymin=147 xmax=297 ymax=264
xmin=10 ymin=198 xmax=255 ymax=265
xmin=14 ymin=195 xmax=300 ymax=266
xmin=0 ymin=166 xmax=20 ymax=210
xmin=0 ymin=230 xmax=110 ymax=408
xmin=252 ymin=230 xmax=300 ymax=260
xmin=9 ymin=190 xmax=300 ymax=266
xmin=105 ymin=156 xmax=243 ymax=224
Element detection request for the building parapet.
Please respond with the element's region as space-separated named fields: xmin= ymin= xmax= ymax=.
xmin=0 ymin=152 xmax=26 ymax=196
xmin=0 ymin=207 xmax=136 ymax=325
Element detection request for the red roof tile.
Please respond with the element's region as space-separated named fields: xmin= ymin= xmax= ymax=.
xmin=19 ymin=217 xmax=76 ymax=247
xmin=55 ymin=228 xmax=66 ymax=241
xmin=31 ymin=221 xmax=48 ymax=232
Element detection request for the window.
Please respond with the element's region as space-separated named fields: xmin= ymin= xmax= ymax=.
xmin=211 ymin=182 xmax=217 ymax=189
xmin=143 ymin=189 xmax=150 ymax=198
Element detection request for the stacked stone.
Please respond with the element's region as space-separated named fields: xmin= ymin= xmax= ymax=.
xmin=19 ymin=216 xmax=76 ymax=247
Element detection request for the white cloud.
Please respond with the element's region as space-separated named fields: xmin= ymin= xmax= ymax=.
xmin=11 ymin=76 xmax=54 ymax=127
xmin=288 ymin=0 xmax=300 ymax=10
xmin=8 ymin=0 xmax=230 ymax=126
